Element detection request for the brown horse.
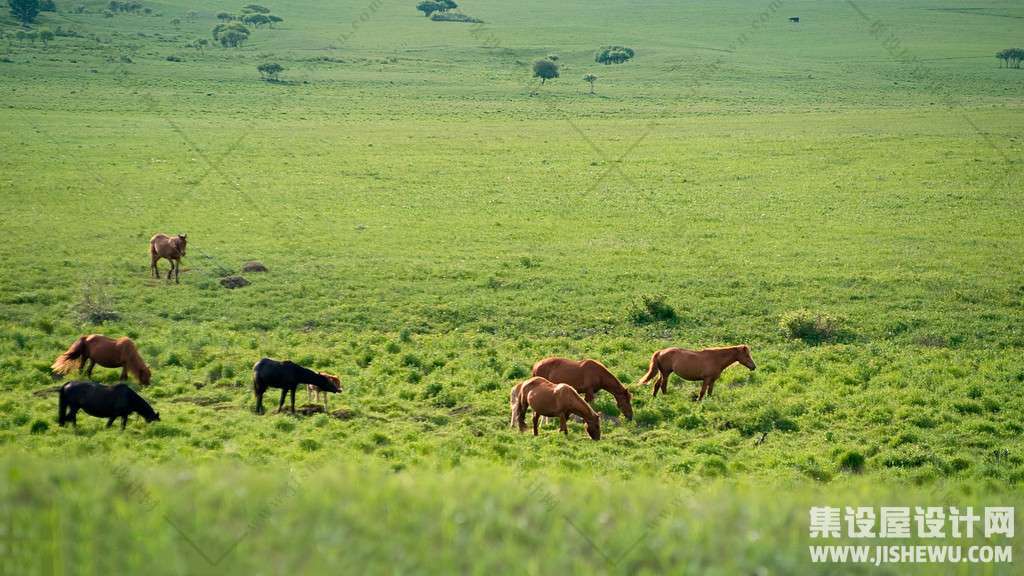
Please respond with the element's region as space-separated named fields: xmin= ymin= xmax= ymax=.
xmin=637 ymin=345 xmax=756 ymax=401
xmin=531 ymin=357 xmax=633 ymax=420
xmin=510 ymin=377 xmax=600 ymax=440
xmin=150 ymin=233 xmax=187 ymax=283
xmin=51 ymin=335 xmax=152 ymax=386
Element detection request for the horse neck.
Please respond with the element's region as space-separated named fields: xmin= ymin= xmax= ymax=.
xmin=715 ymin=347 xmax=740 ymax=368
xmin=124 ymin=345 xmax=145 ymax=376
xmin=597 ymin=367 xmax=626 ymax=396
xmin=567 ymin=393 xmax=597 ymax=422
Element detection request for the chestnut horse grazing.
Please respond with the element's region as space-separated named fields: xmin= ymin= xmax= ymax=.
xmin=150 ymin=233 xmax=187 ymax=283
xmin=531 ymin=357 xmax=633 ymax=420
xmin=638 ymin=345 xmax=756 ymax=401
xmin=51 ymin=335 xmax=152 ymax=386
xmin=510 ymin=377 xmax=600 ymax=440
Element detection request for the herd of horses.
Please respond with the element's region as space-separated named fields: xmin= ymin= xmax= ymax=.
xmin=47 ymin=233 xmax=758 ymax=439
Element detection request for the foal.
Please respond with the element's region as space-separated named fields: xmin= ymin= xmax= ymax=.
xmin=150 ymin=233 xmax=187 ymax=283
xmin=637 ymin=345 xmax=756 ymax=401
xmin=510 ymin=377 xmax=600 ymax=440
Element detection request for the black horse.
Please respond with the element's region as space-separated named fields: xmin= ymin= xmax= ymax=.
xmin=253 ymin=358 xmax=341 ymax=415
xmin=58 ymin=381 xmax=160 ymax=430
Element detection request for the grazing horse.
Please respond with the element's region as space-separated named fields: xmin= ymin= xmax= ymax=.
xmin=253 ymin=358 xmax=341 ymax=415
xmin=51 ymin=334 xmax=152 ymax=386
xmin=531 ymin=357 xmax=633 ymax=420
xmin=58 ymin=381 xmax=160 ymax=430
xmin=510 ymin=377 xmax=600 ymax=440
xmin=638 ymin=345 xmax=756 ymax=401
xmin=150 ymin=233 xmax=187 ymax=283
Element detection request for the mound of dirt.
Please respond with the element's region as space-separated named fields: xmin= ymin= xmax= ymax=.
xmin=220 ymin=275 xmax=250 ymax=289
xmin=241 ymin=261 xmax=268 ymax=273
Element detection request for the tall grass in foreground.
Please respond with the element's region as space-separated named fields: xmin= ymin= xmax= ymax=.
xmin=1 ymin=456 xmax=1018 ymax=575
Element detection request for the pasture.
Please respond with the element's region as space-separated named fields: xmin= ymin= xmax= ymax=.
xmin=0 ymin=0 xmax=1022 ymax=573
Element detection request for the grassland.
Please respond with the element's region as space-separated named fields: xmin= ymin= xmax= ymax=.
xmin=1 ymin=0 xmax=1022 ymax=573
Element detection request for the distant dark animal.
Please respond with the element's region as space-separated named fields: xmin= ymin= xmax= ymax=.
xmin=510 ymin=377 xmax=600 ymax=440
xmin=51 ymin=334 xmax=152 ymax=386
xmin=637 ymin=345 xmax=756 ymax=401
xmin=58 ymin=381 xmax=160 ymax=430
xmin=252 ymin=358 xmax=342 ymax=415
xmin=531 ymin=357 xmax=633 ymax=420
xmin=150 ymin=233 xmax=187 ymax=283
xmin=788 ymin=16 xmax=800 ymax=23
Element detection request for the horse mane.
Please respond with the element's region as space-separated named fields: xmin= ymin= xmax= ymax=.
xmin=122 ymin=340 xmax=149 ymax=381
xmin=565 ymin=386 xmax=599 ymax=422
xmin=589 ymin=360 xmax=629 ymax=397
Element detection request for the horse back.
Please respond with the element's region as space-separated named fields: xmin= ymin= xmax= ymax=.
xmin=62 ymin=381 xmax=132 ymax=417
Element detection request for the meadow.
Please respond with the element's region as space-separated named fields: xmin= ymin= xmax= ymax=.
xmin=0 ymin=0 xmax=1022 ymax=573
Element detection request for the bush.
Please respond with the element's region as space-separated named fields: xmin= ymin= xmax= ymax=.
xmin=838 ymin=450 xmax=866 ymax=473
xmin=627 ymin=294 xmax=677 ymax=325
xmin=779 ymin=309 xmax=841 ymax=344
xmin=30 ymin=419 xmax=49 ymax=434
xmin=595 ymin=45 xmax=635 ymax=65
xmin=257 ymin=62 xmax=283 ymax=80
xmin=165 ymin=54 xmax=183 ymax=62
xmin=75 ymin=283 xmax=120 ymax=324
xmin=9 ymin=0 xmax=41 ymax=24
xmin=212 ymin=22 xmax=250 ymax=47
xmin=429 ymin=11 xmax=482 ymax=23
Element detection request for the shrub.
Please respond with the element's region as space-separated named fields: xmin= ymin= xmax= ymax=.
xmin=242 ymin=4 xmax=269 ymax=14
xmin=212 ymin=22 xmax=249 ymax=47
xmin=532 ymin=59 xmax=559 ymax=83
xmin=299 ymin=438 xmax=320 ymax=451
xmin=429 ymin=11 xmax=481 ymax=23
xmin=257 ymin=62 xmax=283 ymax=80
xmin=595 ymin=45 xmax=635 ymax=65
xmin=779 ymin=309 xmax=841 ymax=344
xmin=416 ymin=0 xmax=444 ymax=17
xmin=30 ymin=419 xmax=49 ymax=434
xmin=838 ymin=450 xmax=866 ymax=473
xmin=504 ymin=365 xmax=528 ymax=380
xmin=634 ymin=409 xmax=661 ymax=427
xmin=165 ymin=54 xmax=183 ymax=62
xmin=75 ymin=283 xmax=120 ymax=324
xmin=627 ymin=294 xmax=677 ymax=325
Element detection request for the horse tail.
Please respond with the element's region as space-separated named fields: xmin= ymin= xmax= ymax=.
xmin=636 ymin=350 xmax=660 ymax=386
xmin=58 ymin=383 xmax=69 ymax=425
xmin=509 ymin=383 xmax=526 ymax=429
xmin=52 ymin=337 xmax=88 ymax=376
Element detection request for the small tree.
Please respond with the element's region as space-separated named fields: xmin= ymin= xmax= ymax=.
xmin=9 ymin=0 xmax=41 ymax=25
xmin=257 ymin=62 xmax=283 ymax=81
xmin=242 ymin=13 xmax=269 ymax=27
xmin=998 ymin=47 xmax=1023 ymax=69
xmin=532 ymin=58 xmax=559 ymax=84
xmin=216 ymin=11 xmax=234 ymax=21
xmin=267 ymin=14 xmax=281 ymax=28
xmin=242 ymin=4 xmax=269 ymax=14
xmin=212 ymin=22 xmax=250 ymax=47
xmin=595 ymin=45 xmax=635 ymax=65
xmin=583 ymin=73 xmax=597 ymax=94
xmin=38 ymin=27 xmax=53 ymax=46
xmin=416 ymin=0 xmax=443 ymax=17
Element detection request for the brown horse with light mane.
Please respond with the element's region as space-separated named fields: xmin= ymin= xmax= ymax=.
xmin=638 ymin=345 xmax=756 ymax=401
xmin=150 ymin=233 xmax=187 ymax=283
xmin=510 ymin=377 xmax=600 ymax=440
xmin=531 ymin=357 xmax=633 ymax=420
xmin=52 ymin=335 xmax=152 ymax=386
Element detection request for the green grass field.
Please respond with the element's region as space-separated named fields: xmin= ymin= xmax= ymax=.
xmin=1 ymin=0 xmax=1022 ymax=573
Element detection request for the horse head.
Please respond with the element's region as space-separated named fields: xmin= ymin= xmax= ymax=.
xmin=318 ymin=372 xmax=342 ymax=393
xmin=176 ymin=234 xmax=187 ymax=256
xmin=614 ymin=388 xmax=634 ymax=421
xmin=144 ymin=411 xmax=161 ymax=423
xmin=585 ymin=414 xmax=601 ymax=440
xmin=138 ymin=364 xmax=152 ymax=385
xmin=736 ymin=345 xmax=756 ymax=371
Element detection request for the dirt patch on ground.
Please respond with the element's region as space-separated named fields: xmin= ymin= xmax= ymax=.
xmin=220 ymin=275 xmax=250 ymax=289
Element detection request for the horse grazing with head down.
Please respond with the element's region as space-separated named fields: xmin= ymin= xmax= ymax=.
xmin=150 ymin=233 xmax=187 ymax=283
xmin=531 ymin=357 xmax=633 ymax=420
xmin=52 ymin=334 xmax=152 ymax=386
xmin=637 ymin=345 xmax=756 ymax=401
xmin=58 ymin=381 xmax=160 ymax=430
xmin=510 ymin=377 xmax=600 ymax=440
xmin=252 ymin=358 xmax=342 ymax=415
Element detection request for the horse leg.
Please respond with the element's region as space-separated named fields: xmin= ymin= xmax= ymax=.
xmin=69 ymin=407 xmax=79 ymax=427
xmin=86 ymin=359 xmax=95 ymax=377
xmin=107 ymin=417 xmax=115 ymax=428
xmin=174 ymin=258 xmax=180 ymax=283
xmin=151 ymin=255 xmax=159 ymax=278
xmin=290 ymin=388 xmax=296 ymax=413
xmin=120 ymin=366 xmax=128 ymax=382
xmin=584 ymin=391 xmax=594 ymax=404
xmin=706 ymin=375 xmax=720 ymax=398
xmin=276 ymin=389 xmax=287 ymax=413
xmin=532 ymin=413 xmax=540 ymax=436
xmin=559 ymin=414 xmax=568 ymax=435
xmin=255 ymin=391 xmax=264 ymax=414
xmin=121 ymin=415 xmax=128 ymax=430
xmin=697 ymin=377 xmax=714 ymax=401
